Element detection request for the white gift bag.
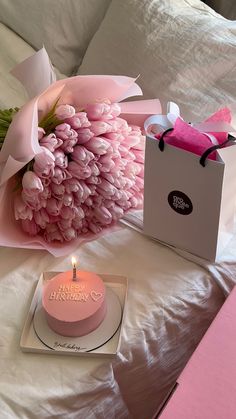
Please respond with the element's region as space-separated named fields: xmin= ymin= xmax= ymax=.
xmin=143 ymin=104 xmax=236 ymax=261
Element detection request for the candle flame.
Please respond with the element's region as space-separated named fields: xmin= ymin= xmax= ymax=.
xmin=71 ymin=257 xmax=77 ymax=267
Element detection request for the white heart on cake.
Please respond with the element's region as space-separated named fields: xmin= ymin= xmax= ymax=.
xmin=90 ymin=291 xmax=103 ymax=302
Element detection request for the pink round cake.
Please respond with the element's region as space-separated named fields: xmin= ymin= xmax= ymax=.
xmin=42 ymin=271 xmax=107 ymax=337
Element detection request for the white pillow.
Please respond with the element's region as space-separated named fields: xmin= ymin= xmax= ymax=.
xmin=0 ymin=23 xmax=35 ymax=108
xmin=78 ymin=0 xmax=236 ymax=121
xmin=0 ymin=0 xmax=111 ymax=76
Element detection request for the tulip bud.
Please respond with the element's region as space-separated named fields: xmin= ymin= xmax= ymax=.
xmin=55 ymin=104 xmax=76 ymax=120
xmin=22 ymin=171 xmax=44 ymax=196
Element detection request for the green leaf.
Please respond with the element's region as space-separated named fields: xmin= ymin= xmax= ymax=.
xmin=0 ymin=107 xmax=19 ymax=151
xmin=39 ymin=97 xmax=62 ymax=134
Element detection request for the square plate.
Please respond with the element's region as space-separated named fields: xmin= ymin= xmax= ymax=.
xmin=20 ymin=272 xmax=128 ymax=357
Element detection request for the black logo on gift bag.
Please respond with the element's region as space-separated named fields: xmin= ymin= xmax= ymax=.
xmin=168 ymin=191 xmax=193 ymax=215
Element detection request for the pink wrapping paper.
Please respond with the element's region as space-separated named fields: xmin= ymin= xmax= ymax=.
xmin=0 ymin=48 xmax=161 ymax=256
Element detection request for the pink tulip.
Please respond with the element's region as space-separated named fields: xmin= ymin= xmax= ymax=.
xmin=60 ymin=137 xmax=78 ymax=154
xmin=53 ymin=149 xmax=68 ymax=169
xmin=132 ymin=149 xmax=144 ymax=163
xmin=34 ymin=208 xmax=50 ymax=229
xmin=98 ymin=154 xmax=116 ymax=172
xmin=21 ymin=219 xmax=39 ymax=236
xmin=109 ymin=204 xmax=124 ymax=221
xmin=14 ymin=195 xmax=33 ymax=220
xmin=60 ymin=206 xmax=75 ymax=220
xmin=34 ymin=147 xmax=55 ymax=178
xmin=58 ymin=218 xmax=72 ymax=231
xmin=46 ymin=198 xmax=62 ymax=216
xmin=55 ymin=123 xmax=78 ymax=143
xmin=81 ymin=219 xmax=89 ymax=234
xmin=123 ymin=177 xmax=135 ymax=189
xmin=125 ymin=134 xmax=142 ymax=148
xmin=84 ymin=197 xmax=93 ymax=206
xmin=88 ymin=221 xmax=103 ymax=234
xmin=104 ymin=132 xmax=125 ymax=142
xmin=40 ymin=133 xmax=63 ymax=152
xmin=133 ymin=176 xmax=144 ymax=191
xmin=124 ymin=162 xmax=141 ymax=177
xmin=110 ymin=103 xmax=121 ymax=118
xmin=64 ymin=178 xmax=81 ymax=193
xmin=44 ymin=225 xmax=64 ymax=242
xmin=113 ymin=189 xmax=122 ymax=200
xmin=68 ymin=161 xmax=92 ymax=179
xmin=22 ymin=171 xmax=44 ymax=196
xmin=129 ymin=196 xmax=139 ymax=208
xmin=113 ymin=177 xmax=126 ymax=189
xmin=89 ymin=162 xmax=100 ymax=176
xmin=132 ymin=135 xmax=145 ymax=150
xmin=101 ymin=172 xmax=115 ymax=184
xmin=76 ymin=128 xmax=94 ymax=144
xmin=51 ymin=167 xmax=70 ymax=184
xmin=92 ymin=194 xmax=103 ymax=207
xmin=138 ymin=165 xmax=144 ymax=177
xmin=61 ymin=227 xmax=77 ymax=241
xmin=22 ymin=191 xmax=42 ymax=210
xmin=94 ymin=206 xmax=112 ymax=225
xmin=116 ymin=199 xmax=132 ymax=210
xmin=99 ymin=178 xmax=116 ymax=195
xmin=62 ymin=193 xmax=74 ymax=207
xmin=55 ymin=104 xmax=76 ymax=120
xmin=88 ymin=184 xmax=97 ymax=195
xmin=118 ymin=144 xmax=130 ymax=158
xmin=66 ymin=112 xmax=91 ymax=129
xmin=109 ymin=117 xmax=130 ymax=134
xmin=72 ymin=218 xmax=83 ymax=230
xmin=85 ymin=137 xmax=110 ymax=155
xmin=86 ymin=102 xmax=121 ymax=121
xmin=79 ymin=181 xmax=92 ymax=202
xmin=72 ymin=146 xmax=94 ymax=165
xmin=86 ymin=102 xmax=111 ymax=120
xmin=112 ymin=158 xmax=126 ymax=172
xmin=103 ymin=199 xmax=115 ymax=209
xmin=51 ymin=183 xmax=65 ymax=200
xmin=132 ymin=192 xmax=143 ymax=207
xmin=73 ymin=206 xmax=85 ymax=219
xmin=89 ymin=121 xmax=112 ymax=136
xmin=86 ymin=176 xmax=101 ymax=185
xmin=72 ymin=181 xmax=84 ymax=202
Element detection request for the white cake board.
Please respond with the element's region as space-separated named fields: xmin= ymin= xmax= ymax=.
xmin=20 ymin=272 xmax=128 ymax=357
xmin=34 ymin=287 xmax=122 ymax=352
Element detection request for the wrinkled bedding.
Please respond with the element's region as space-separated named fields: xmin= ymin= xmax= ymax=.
xmin=0 ymin=222 xmax=230 ymax=419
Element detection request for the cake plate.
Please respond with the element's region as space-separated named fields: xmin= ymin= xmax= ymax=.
xmin=20 ymin=272 xmax=128 ymax=357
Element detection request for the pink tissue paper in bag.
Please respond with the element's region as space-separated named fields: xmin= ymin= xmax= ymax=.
xmin=155 ymin=107 xmax=232 ymax=160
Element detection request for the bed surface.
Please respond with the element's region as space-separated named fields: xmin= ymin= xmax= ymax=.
xmin=0 ymin=223 xmax=229 ymax=419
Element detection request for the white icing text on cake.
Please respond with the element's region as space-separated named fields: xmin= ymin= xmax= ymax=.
xmin=48 ymin=283 xmax=103 ymax=302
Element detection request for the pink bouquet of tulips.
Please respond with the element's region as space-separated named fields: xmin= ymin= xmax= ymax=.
xmin=0 ymin=48 xmax=160 ymax=256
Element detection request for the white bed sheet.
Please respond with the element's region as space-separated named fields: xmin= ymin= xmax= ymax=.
xmin=0 ymin=223 xmax=227 ymax=419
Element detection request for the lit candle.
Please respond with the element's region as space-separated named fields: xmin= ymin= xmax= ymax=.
xmin=71 ymin=257 xmax=77 ymax=281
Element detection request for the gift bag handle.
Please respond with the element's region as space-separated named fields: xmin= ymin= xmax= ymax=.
xmin=199 ymin=135 xmax=235 ymax=167
xmin=157 ymin=128 xmax=236 ymax=167
xmin=158 ymin=128 xmax=174 ymax=151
